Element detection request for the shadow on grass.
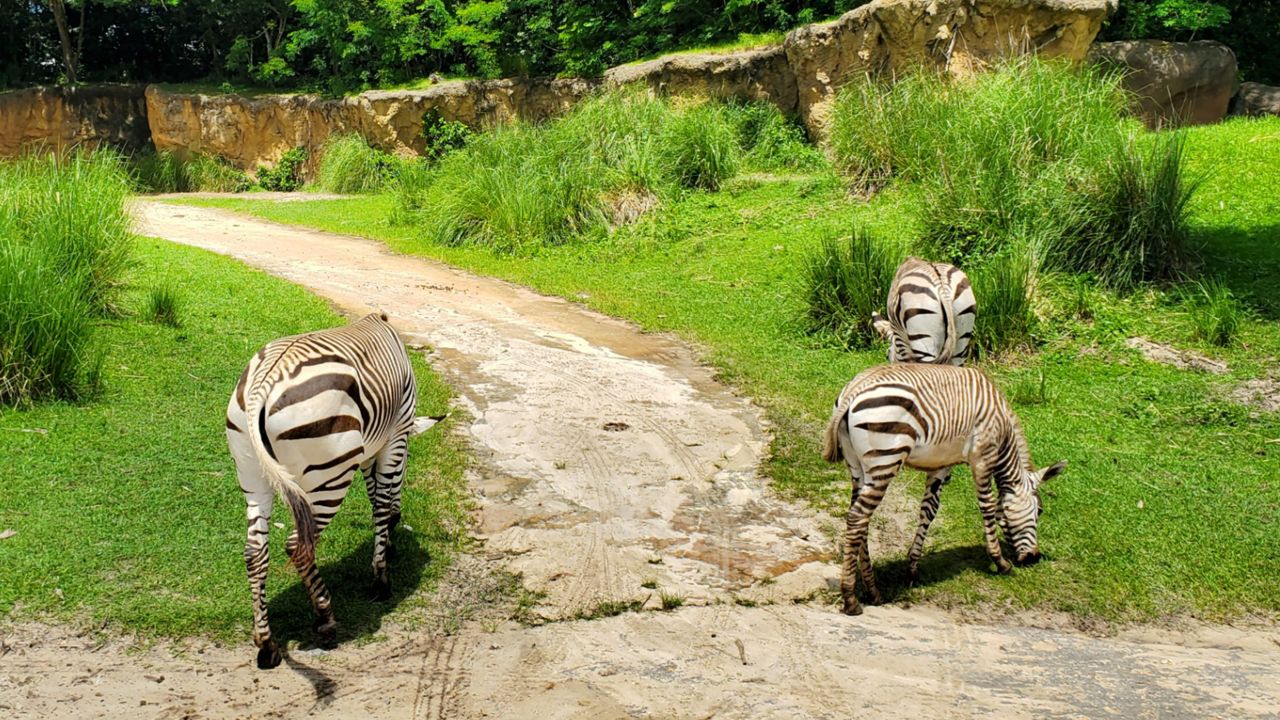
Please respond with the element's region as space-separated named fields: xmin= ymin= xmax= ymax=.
xmin=266 ymin=526 xmax=430 ymax=650
xmin=1197 ymin=223 xmax=1280 ymax=319
xmin=870 ymin=544 xmax=996 ymax=603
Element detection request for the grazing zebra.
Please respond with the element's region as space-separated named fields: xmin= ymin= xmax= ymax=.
xmin=821 ymin=363 xmax=1065 ymax=616
xmin=872 ymin=257 xmax=976 ymax=367
xmin=226 ymin=312 xmax=444 ymax=669
xmin=872 ymin=257 xmax=978 ymax=581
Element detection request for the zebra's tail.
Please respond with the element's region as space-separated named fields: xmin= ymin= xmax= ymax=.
xmin=244 ymin=372 xmax=318 ymax=568
xmin=821 ymin=397 xmax=852 ymax=463
xmin=939 ymin=278 xmax=958 ymax=365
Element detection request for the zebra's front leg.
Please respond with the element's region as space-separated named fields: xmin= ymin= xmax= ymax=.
xmin=244 ymin=491 xmax=281 ymax=669
xmin=369 ymin=435 xmax=409 ymax=601
xmin=969 ymin=457 xmax=1012 ymax=575
xmin=908 ymin=469 xmax=951 ymax=585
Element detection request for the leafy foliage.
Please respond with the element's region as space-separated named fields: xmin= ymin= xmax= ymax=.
xmin=255 ymin=147 xmax=308 ymax=191
xmin=421 ymin=113 xmax=475 ymax=162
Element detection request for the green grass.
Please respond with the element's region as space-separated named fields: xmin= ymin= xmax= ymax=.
xmin=1 ymin=152 xmax=132 ymax=405
xmin=130 ymin=150 xmax=251 ymax=194
xmin=314 ymin=134 xmax=405 ymax=194
xmin=173 ymin=117 xmax=1280 ymax=626
xmin=0 ymin=237 xmax=469 ymax=640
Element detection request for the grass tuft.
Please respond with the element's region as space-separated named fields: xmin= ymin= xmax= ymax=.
xmin=1186 ymin=279 xmax=1243 ymax=347
xmin=315 ymin=135 xmax=405 ymax=194
xmin=802 ymin=226 xmax=903 ymax=350
xmin=146 ymin=283 xmax=182 ymax=327
xmin=130 ymin=150 xmax=250 ymax=194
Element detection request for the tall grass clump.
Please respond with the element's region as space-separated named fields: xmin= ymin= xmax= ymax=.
xmin=829 ymin=58 xmax=1196 ymax=287
xmin=802 ymin=226 xmax=904 ymax=349
xmin=724 ymin=101 xmax=824 ymax=171
xmin=146 ymin=283 xmax=182 ymax=328
xmin=968 ymin=247 xmax=1038 ymax=357
xmin=0 ymin=151 xmax=131 ymax=405
xmin=130 ymin=150 xmax=249 ymax=193
xmin=315 ymin=134 xmax=404 ymax=194
xmin=393 ymin=90 xmax=798 ymax=252
xmin=1185 ymin=279 xmax=1242 ymax=347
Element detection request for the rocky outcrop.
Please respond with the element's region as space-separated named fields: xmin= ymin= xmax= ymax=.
xmin=1230 ymin=82 xmax=1280 ymax=118
xmin=603 ymin=45 xmax=799 ymax=112
xmin=1089 ymin=40 xmax=1237 ymax=127
xmin=785 ymin=0 xmax=1114 ymax=135
xmin=5 ymin=1 xmax=1118 ymax=167
xmin=146 ymin=78 xmax=597 ymax=170
xmin=0 ymin=85 xmax=148 ymax=156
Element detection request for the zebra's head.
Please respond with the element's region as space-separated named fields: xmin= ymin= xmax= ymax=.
xmin=1003 ymin=460 xmax=1067 ymax=566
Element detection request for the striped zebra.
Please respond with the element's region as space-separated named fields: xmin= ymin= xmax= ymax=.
xmin=871 ymin=257 xmax=976 ymax=367
xmin=821 ymin=363 xmax=1065 ymax=616
xmin=226 ymin=312 xmax=445 ymax=669
xmin=872 ymin=257 xmax=978 ymax=582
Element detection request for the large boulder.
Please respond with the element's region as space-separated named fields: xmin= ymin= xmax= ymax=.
xmin=603 ymin=45 xmax=798 ymax=112
xmin=145 ymin=77 xmax=596 ymax=171
xmin=1230 ymin=82 xmax=1280 ymax=118
xmin=1089 ymin=40 xmax=1237 ymax=127
xmin=785 ymin=0 xmax=1114 ymax=136
xmin=0 ymin=84 xmax=149 ymax=156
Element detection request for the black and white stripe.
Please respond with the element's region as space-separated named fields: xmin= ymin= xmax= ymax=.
xmin=872 ymin=257 xmax=976 ymax=366
xmin=821 ymin=364 xmax=1065 ymax=616
xmin=226 ymin=312 xmax=444 ymax=669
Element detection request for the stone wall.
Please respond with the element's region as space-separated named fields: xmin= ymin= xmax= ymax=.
xmin=1089 ymin=40 xmax=1238 ymax=127
xmin=0 ymin=84 xmax=149 ymax=156
xmin=1 ymin=0 xmax=1115 ymax=169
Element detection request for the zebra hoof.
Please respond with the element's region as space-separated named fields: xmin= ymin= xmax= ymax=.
xmin=841 ymin=600 xmax=864 ymax=616
xmin=314 ymin=618 xmax=339 ymax=648
xmin=257 ymin=640 xmax=282 ymax=670
xmin=995 ymin=559 xmax=1013 ymax=575
xmin=907 ymin=568 xmax=921 ymax=587
xmin=371 ymin=578 xmax=392 ymax=602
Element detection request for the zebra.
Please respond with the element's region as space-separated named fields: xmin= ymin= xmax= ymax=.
xmin=225 ymin=311 xmax=445 ymax=669
xmin=821 ymin=363 xmax=1065 ymax=616
xmin=871 ymin=257 xmax=976 ymax=367
xmin=872 ymin=257 xmax=978 ymax=580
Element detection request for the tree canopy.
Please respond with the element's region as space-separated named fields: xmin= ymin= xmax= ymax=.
xmin=2 ymin=1 xmax=1276 ymax=93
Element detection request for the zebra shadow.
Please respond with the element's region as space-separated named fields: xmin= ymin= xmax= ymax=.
xmin=871 ymin=545 xmax=998 ymax=603
xmin=265 ymin=527 xmax=430 ymax=650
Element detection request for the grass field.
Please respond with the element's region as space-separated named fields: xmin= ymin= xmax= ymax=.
xmin=177 ymin=116 xmax=1280 ymax=626
xmin=0 ymin=237 xmax=468 ymax=641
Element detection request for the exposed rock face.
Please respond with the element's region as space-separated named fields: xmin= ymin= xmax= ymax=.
xmin=1089 ymin=40 xmax=1238 ymax=127
xmin=146 ymin=78 xmax=597 ymax=170
xmin=1230 ymin=82 xmax=1280 ymax=118
xmin=4 ymin=1 xmax=1117 ymax=168
xmin=603 ymin=45 xmax=799 ymax=112
xmin=785 ymin=0 xmax=1114 ymax=135
xmin=0 ymin=85 xmax=148 ymax=156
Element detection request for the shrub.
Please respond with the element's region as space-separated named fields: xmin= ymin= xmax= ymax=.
xmin=1186 ymin=279 xmax=1242 ymax=347
xmin=421 ymin=113 xmax=474 ymax=162
xmin=829 ymin=58 xmax=1195 ymax=288
xmin=130 ymin=150 xmax=250 ymax=194
xmin=660 ymin=103 xmax=740 ymax=190
xmin=315 ymin=134 xmax=403 ymax=194
xmin=146 ymin=284 xmax=182 ymax=328
xmin=394 ymin=90 xmax=779 ymax=251
xmin=802 ymin=226 xmax=904 ymax=349
xmin=255 ymin=147 xmax=308 ymax=191
xmin=0 ymin=151 xmax=131 ymax=405
xmin=726 ymin=102 xmax=824 ymax=172
xmin=968 ymin=247 xmax=1037 ymax=357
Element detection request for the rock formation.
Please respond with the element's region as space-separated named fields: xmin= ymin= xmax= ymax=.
xmin=1089 ymin=40 xmax=1238 ymax=127
xmin=0 ymin=85 xmax=148 ymax=156
xmin=1230 ymin=82 xmax=1280 ymax=118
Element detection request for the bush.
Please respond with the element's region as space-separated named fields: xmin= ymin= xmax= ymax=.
xmin=726 ymin=102 xmax=824 ymax=172
xmin=829 ymin=58 xmax=1194 ymax=288
xmin=421 ymin=113 xmax=475 ymax=163
xmin=968 ymin=247 xmax=1037 ymax=357
xmin=0 ymin=152 xmax=131 ymax=405
xmin=394 ymin=91 xmax=797 ymax=252
xmin=255 ymin=147 xmax=308 ymax=191
xmin=802 ymin=226 xmax=904 ymax=349
xmin=1186 ymin=279 xmax=1242 ymax=347
xmin=130 ymin=150 xmax=250 ymax=194
xmin=315 ymin=135 xmax=403 ymax=194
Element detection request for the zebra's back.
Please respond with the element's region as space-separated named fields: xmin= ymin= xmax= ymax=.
xmin=883 ymin=258 xmax=976 ymax=366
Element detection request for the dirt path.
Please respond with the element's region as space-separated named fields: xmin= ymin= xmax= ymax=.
xmin=3 ymin=200 xmax=1278 ymax=719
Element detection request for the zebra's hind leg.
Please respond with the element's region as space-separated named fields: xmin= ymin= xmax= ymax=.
xmin=908 ymin=469 xmax=952 ymax=585
xmin=369 ymin=435 xmax=409 ymax=601
xmin=842 ymin=464 xmax=895 ymax=615
xmin=285 ymin=469 xmax=351 ymax=647
xmin=244 ymin=490 xmax=281 ymax=669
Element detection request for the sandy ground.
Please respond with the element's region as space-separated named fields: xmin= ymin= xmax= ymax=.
xmin=3 ymin=199 xmax=1278 ymax=719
